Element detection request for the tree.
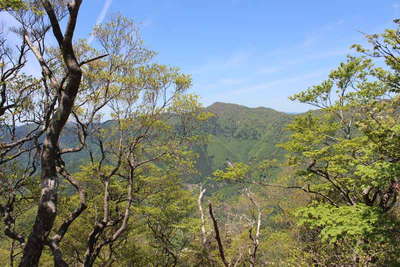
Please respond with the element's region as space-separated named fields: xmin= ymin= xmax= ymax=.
xmin=0 ymin=1 xmax=209 ymax=266
xmin=0 ymin=1 xmax=88 ymax=265
xmin=0 ymin=0 xmax=25 ymax=10
xmin=205 ymin=161 xmax=276 ymax=266
xmin=281 ymin=20 xmax=400 ymax=265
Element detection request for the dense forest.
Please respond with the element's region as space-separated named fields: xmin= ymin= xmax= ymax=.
xmin=1 ymin=0 xmax=400 ymax=266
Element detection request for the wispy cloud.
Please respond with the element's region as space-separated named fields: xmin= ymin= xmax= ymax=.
xmin=301 ymin=19 xmax=345 ymax=48
xmin=205 ymin=69 xmax=330 ymax=112
xmin=257 ymin=66 xmax=281 ymax=75
xmin=88 ymin=0 xmax=113 ymax=43
xmin=190 ymin=18 xmax=354 ymax=111
xmin=195 ymin=77 xmax=246 ymax=92
xmin=191 ymin=50 xmax=252 ymax=75
xmin=96 ymin=0 xmax=113 ymax=25
xmin=228 ymin=69 xmax=328 ymax=97
xmin=141 ymin=18 xmax=153 ymax=28
xmin=196 ymin=47 xmax=347 ymax=91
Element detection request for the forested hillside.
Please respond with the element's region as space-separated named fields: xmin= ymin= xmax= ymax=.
xmin=1 ymin=1 xmax=400 ymax=266
xmin=11 ymin=102 xmax=293 ymax=182
xmin=195 ymin=102 xmax=292 ymax=179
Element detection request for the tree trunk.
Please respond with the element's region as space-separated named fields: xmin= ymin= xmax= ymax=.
xmin=19 ymin=1 xmax=83 ymax=266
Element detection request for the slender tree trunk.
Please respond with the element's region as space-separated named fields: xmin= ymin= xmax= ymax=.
xmin=9 ymin=240 xmax=15 ymax=267
xmin=19 ymin=1 xmax=83 ymax=266
xmin=246 ymin=189 xmax=261 ymax=267
xmin=20 ymin=64 xmax=82 ymax=267
xmin=198 ymin=186 xmax=207 ymax=246
xmin=209 ymin=203 xmax=229 ymax=267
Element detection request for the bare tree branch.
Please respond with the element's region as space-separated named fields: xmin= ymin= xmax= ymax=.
xmin=208 ymin=202 xmax=229 ymax=267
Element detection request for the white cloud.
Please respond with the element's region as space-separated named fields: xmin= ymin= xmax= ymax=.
xmin=95 ymin=0 xmax=113 ymax=25
xmin=190 ymin=18 xmax=353 ymax=111
xmin=202 ymin=69 xmax=330 ymax=112
xmin=196 ymin=77 xmax=246 ymax=91
xmin=257 ymin=66 xmax=282 ymax=75
xmin=228 ymin=69 xmax=328 ymax=96
xmin=301 ymin=19 xmax=345 ymax=48
xmin=191 ymin=50 xmax=252 ymax=75
xmin=141 ymin=18 xmax=153 ymax=28
xmin=88 ymin=0 xmax=113 ymax=43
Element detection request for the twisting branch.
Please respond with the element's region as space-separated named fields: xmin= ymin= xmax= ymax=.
xmin=307 ymin=160 xmax=354 ymax=205
xmin=248 ymin=181 xmax=339 ymax=207
xmin=52 ymin=161 xmax=87 ymax=241
xmin=208 ymin=202 xmax=229 ymax=267
xmin=0 ymin=197 xmax=25 ymax=246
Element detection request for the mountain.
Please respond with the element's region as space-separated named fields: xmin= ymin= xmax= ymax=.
xmin=192 ymin=102 xmax=294 ymax=181
xmin=6 ymin=102 xmax=295 ymax=182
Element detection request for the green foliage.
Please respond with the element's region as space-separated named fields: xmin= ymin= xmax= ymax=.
xmin=199 ymin=102 xmax=293 ymax=176
xmin=213 ymin=162 xmax=250 ymax=182
xmin=296 ymin=203 xmax=388 ymax=243
xmin=3 ymin=2 xmax=400 ymax=266
xmin=281 ymin=20 xmax=400 ymax=266
xmin=0 ymin=0 xmax=25 ymax=10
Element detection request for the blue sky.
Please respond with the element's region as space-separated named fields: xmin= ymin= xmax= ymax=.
xmin=3 ymin=1 xmax=400 ymax=112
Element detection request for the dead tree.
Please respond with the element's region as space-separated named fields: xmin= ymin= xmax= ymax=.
xmin=245 ymin=189 xmax=262 ymax=267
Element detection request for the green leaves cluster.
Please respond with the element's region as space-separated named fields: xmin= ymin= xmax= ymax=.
xmin=0 ymin=0 xmax=25 ymax=10
xmin=296 ymin=203 xmax=385 ymax=243
xmin=281 ymin=19 xmax=400 ymax=265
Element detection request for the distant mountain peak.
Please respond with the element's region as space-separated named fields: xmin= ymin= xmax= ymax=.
xmin=207 ymin=102 xmax=246 ymax=108
xmin=206 ymin=102 xmax=289 ymax=116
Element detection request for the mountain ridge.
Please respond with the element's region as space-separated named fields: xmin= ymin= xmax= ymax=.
xmin=190 ymin=102 xmax=294 ymax=181
xmin=5 ymin=102 xmax=295 ymax=182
